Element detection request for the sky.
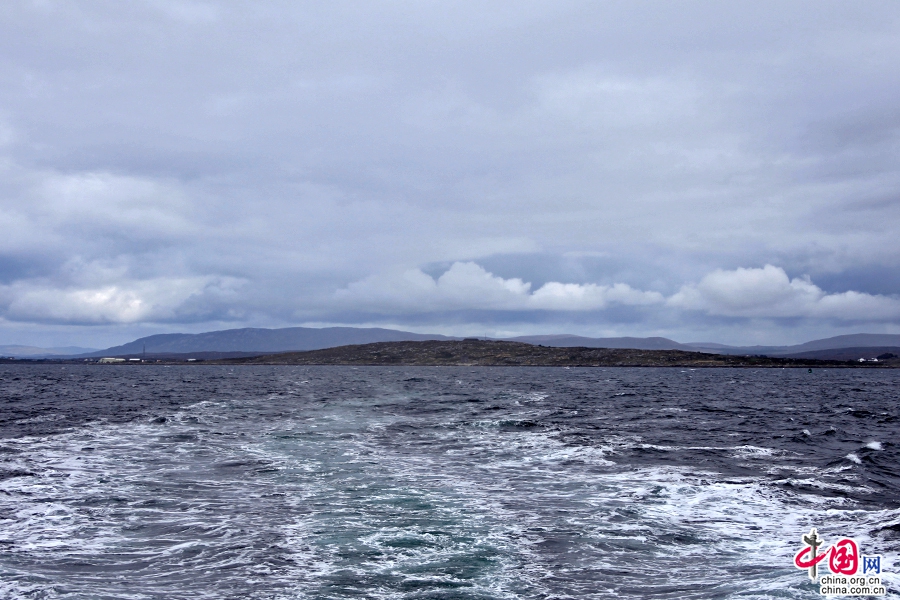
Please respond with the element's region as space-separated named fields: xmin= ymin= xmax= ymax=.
xmin=1 ymin=0 xmax=900 ymax=348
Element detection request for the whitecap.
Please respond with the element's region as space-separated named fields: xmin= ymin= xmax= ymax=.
xmin=865 ymin=441 xmax=883 ymax=451
xmin=846 ymin=453 xmax=862 ymax=464
xmin=732 ymin=445 xmax=784 ymax=458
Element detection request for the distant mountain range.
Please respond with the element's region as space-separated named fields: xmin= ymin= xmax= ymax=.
xmin=507 ymin=333 xmax=900 ymax=359
xmin=776 ymin=347 xmax=899 ymax=361
xmin=0 ymin=345 xmax=99 ymax=358
xmin=5 ymin=328 xmax=900 ymax=361
xmin=80 ymin=327 xmax=454 ymax=357
xmin=684 ymin=333 xmax=900 ymax=357
xmin=507 ymin=334 xmax=696 ymax=350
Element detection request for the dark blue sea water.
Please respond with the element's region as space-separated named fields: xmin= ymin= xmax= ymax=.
xmin=0 ymin=365 xmax=898 ymax=599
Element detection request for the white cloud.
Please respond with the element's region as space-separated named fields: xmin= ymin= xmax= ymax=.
xmin=668 ymin=265 xmax=900 ymax=320
xmin=335 ymin=262 xmax=528 ymax=312
xmin=1 ymin=276 xmax=243 ymax=324
xmin=340 ymin=262 xmax=900 ymax=322
xmin=336 ymin=262 xmax=664 ymax=313
xmin=530 ymin=282 xmax=663 ymax=310
xmin=35 ymin=172 xmax=195 ymax=239
xmin=2 ymin=4 xmax=900 ymax=345
xmin=0 ymin=165 xmax=199 ymax=259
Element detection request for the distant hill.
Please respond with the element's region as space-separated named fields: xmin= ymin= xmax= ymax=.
xmin=79 ymin=328 xmax=900 ymax=359
xmin=773 ymin=334 xmax=900 ymax=353
xmin=0 ymin=345 xmax=99 ymax=358
xmin=509 ymin=333 xmax=900 ymax=354
xmin=684 ymin=343 xmax=789 ymax=355
xmin=216 ymin=340 xmax=887 ymax=368
xmin=506 ymin=334 xmax=693 ymax=351
xmin=685 ymin=333 xmax=900 ymax=356
xmin=85 ymin=327 xmax=455 ymax=357
xmin=778 ymin=346 xmax=900 ymax=361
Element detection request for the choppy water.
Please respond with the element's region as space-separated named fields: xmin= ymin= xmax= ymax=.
xmin=0 ymin=365 xmax=898 ymax=599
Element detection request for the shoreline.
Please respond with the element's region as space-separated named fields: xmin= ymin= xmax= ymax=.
xmin=216 ymin=340 xmax=898 ymax=368
xmin=2 ymin=340 xmax=896 ymax=368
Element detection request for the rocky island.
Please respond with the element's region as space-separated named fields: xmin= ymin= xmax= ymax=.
xmin=214 ymin=339 xmax=895 ymax=367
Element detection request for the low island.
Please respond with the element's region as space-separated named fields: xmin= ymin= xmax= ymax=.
xmin=211 ymin=339 xmax=898 ymax=368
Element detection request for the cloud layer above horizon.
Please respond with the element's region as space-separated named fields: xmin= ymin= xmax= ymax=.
xmin=1 ymin=1 xmax=899 ymax=347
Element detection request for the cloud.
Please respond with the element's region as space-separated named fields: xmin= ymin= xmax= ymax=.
xmin=0 ymin=165 xmax=198 ymax=263
xmin=668 ymin=265 xmax=900 ymax=320
xmin=0 ymin=275 xmax=244 ymax=325
xmin=2 ymin=3 xmax=900 ymax=345
xmin=342 ymin=262 xmax=900 ymax=324
xmin=530 ymin=282 xmax=664 ymax=310
xmin=336 ymin=262 xmax=664 ymax=313
xmin=35 ymin=172 xmax=195 ymax=238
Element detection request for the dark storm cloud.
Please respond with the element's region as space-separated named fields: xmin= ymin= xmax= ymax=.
xmin=1 ymin=1 xmax=899 ymax=346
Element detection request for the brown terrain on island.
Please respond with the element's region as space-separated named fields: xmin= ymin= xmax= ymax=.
xmin=212 ymin=339 xmax=898 ymax=368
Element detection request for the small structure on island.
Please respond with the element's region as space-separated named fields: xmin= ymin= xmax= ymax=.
xmin=98 ymin=357 xmax=126 ymax=364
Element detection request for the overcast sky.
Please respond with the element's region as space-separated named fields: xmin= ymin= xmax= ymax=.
xmin=2 ymin=1 xmax=899 ymax=348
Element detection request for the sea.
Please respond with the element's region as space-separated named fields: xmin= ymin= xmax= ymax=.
xmin=0 ymin=364 xmax=897 ymax=599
